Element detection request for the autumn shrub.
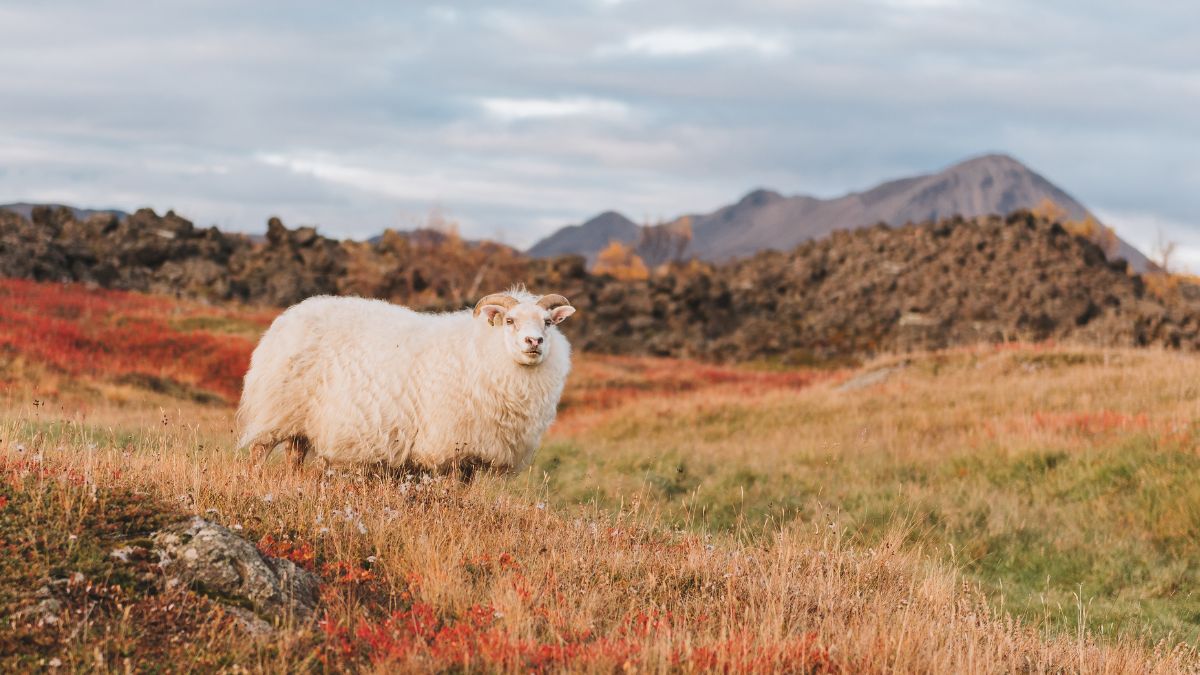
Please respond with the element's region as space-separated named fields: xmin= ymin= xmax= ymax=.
xmin=593 ymin=240 xmax=650 ymax=281
xmin=0 ymin=278 xmax=258 ymax=401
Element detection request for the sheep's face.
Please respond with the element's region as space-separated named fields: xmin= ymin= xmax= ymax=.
xmin=476 ymin=295 xmax=576 ymax=366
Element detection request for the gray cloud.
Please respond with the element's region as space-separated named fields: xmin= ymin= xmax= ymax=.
xmin=0 ymin=1 xmax=1196 ymax=253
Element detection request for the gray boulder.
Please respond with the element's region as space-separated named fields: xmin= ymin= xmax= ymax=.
xmin=152 ymin=517 xmax=320 ymax=624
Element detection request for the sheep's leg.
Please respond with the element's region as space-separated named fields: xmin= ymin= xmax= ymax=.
xmin=285 ymin=435 xmax=312 ymax=471
xmin=249 ymin=441 xmax=270 ymax=467
xmin=454 ymin=457 xmax=484 ymax=483
xmin=248 ymin=436 xmax=280 ymax=473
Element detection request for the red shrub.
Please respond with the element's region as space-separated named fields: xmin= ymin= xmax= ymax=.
xmin=0 ymin=278 xmax=257 ymax=402
xmin=556 ymin=354 xmax=826 ymax=434
xmin=315 ymin=592 xmax=838 ymax=674
xmin=257 ymin=535 xmax=316 ymax=571
xmin=322 ymin=561 xmax=376 ymax=585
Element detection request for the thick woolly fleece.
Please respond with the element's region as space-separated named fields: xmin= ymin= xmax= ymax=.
xmin=236 ymin=294 xmax=572 ymax=472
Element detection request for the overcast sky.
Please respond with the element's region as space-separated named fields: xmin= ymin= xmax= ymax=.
xmin=1 ymin=1 xmax=1197 ymax=261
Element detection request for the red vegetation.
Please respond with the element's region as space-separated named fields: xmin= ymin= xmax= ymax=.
xmin=1031 ymin=410 xmax=1152 ymax=436
xmin=322 ymin=560 xmax=376 ymax=586
xmin=320 ymin=600 xmax=837 ymax=673
xmin=557 ymin=354 xmax=825 ymax=431
xmin=1 ymin=455 xmax=88 ymax=488
xmin=312 ymin=551 xmax=839 ymax=673
xmin=256 ymin=534 xmax=317 ymax=571
xmin=0 ymin=278 xmax=262 ymax=402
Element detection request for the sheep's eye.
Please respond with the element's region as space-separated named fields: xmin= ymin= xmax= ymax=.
xmin=505 ymin=318 xmax=514 ymax=325
xmin=544 ymin=319 xmax=552 ymax=326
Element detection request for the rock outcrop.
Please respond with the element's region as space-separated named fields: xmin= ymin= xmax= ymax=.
xmin=152 ymin=517 xmax=321 ymax=624
xmin=548 ymin=212 xmax=1193 ymax=362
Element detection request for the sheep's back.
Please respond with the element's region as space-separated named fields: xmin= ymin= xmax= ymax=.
xmin=283 ymin=298 xmax=476 ymax=465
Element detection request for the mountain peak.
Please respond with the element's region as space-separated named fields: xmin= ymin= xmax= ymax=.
xmin=526 ymin=152 xmax=1150 ymax=272
xmin=585 ymin=210 xmax=636 ymax=226
xmin=737 ymin=189 xmax=783 ymax=207
xmin=942 ymin=152 xmax=1031 ymax=174
xmin=951 ymin=152 xmax=1024 ymax=168
xmin=526 ymin=210 xmax=639 ymax=263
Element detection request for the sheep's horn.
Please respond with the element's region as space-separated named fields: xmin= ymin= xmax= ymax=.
xmin=473 ymin=293 xmax=519 ymax=318
xmin=537 ymin=294 xmax=571 ymax=310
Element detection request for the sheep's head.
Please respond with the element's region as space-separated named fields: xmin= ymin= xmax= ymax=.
xmin=473 ymin=291 xmax=576 ymax=366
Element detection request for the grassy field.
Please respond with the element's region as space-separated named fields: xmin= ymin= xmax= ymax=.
xmin=2 ymin=279 xmax=1200 ymax=672
xmin=539 ymin=347 xmax=1200 ymax=645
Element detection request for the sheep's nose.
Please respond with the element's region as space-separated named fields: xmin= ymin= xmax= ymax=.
xmin=525 ymin=336 xmax=544 ymax=348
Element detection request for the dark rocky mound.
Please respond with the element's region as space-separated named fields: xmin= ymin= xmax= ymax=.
xmin=552 ymin=212 xmax=1200 ymax=362
xmin=0 ymin=205 xmax=527 ymax=308
xmin=2 ymin=206 xmax=1198 ymax=362
xmin=0 ymin=206 xmax=350 ymax=305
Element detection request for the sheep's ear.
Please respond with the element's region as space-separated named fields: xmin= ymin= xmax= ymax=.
xmin=479 ymin=304 xmax=508 ymax=326
xmin=550 ymin=306 xmax=575 ymax=325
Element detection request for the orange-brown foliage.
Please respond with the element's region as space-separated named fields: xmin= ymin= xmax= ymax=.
xmin=1143 ymin=270 xmax=1200 ymax=301
xmin=1032 ymin=198 xmax=1119 ymax=257
xmin=339 ymin=226 xmax=530 ymax=308
xmin=593 ymin=240 xmax=649 ymax=281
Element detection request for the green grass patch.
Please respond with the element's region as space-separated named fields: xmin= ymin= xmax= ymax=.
xmin=171 ymin=315 xmax=266 ymax=339
xmin=539 ymin=417 xmax=1200 ymax=645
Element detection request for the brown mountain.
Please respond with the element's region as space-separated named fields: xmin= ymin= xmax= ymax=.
xmin=527 ymin=153 xmax=1152 ymax=271
xmin=526 ymin=210 xmax=639 ymax=264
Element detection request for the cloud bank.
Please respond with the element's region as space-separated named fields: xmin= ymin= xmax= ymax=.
xmin=0 ymin=1 xmax=1195 ymax=252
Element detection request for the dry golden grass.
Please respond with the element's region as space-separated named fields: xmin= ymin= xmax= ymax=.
xmin=4 ymin=343 xmax=1200 ymax=672
xmin=4 ymin=279 xmax=1200 ymax=671
xmin=536 ymin=346 xmax=1200 ymax=646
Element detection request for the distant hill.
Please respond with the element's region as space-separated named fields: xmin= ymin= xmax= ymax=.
xmin=526 ymin=211 xmax=639 ymax=264
xmin=527 ymin=154 xmax=1152 ymax=272
xmin=0 ymin=202 xmax=128 ymax=222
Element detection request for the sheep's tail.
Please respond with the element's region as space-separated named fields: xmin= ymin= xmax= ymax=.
xmin=235 ymin=392 xmax=258 ymax=450
xmin=236 ymin=395 xmax=286 ymax=471
xmin=235 ymin=345 xmax=270 ymax=450
xmin=235 ymin=358 xmax=277 ymax=450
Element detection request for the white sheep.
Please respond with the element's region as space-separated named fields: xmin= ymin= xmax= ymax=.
xmin=236 ymin=288 xmax=576 ymax=475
